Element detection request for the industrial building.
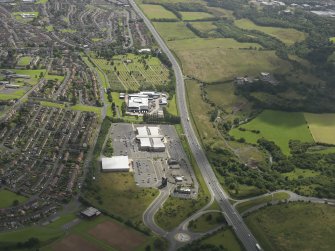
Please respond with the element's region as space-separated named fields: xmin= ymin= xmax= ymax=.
xmin=101 ymin=156 xmax=130 ymax=172
xmin=136 ymin=126 xmax=165 ymax=151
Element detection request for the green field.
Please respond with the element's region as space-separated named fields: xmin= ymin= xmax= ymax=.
xmin=141 ymin=4 xmax=177 ymax=19
xmin=71 ymin=104 xmax=101 ymax=114
xmin=180 ymin=11 xmax=214 ymax=21
xmin=202 ymin=228 xmax=243 ymax=251
xmin=84 ymin=172 xmax=158 ymax=222
xmin=12 ymin=12 xmax=39 ymax=22
xmin=40 ymin=101 xmax=66 ymax=109
xmin=60 ymin=29 xmax=76 ymax=33
xmin=330 ymin=37 xmax=335 ymax=43
xmin=230 ymin=110 xmax=314 ymax=155
xmin=189 ymin=212 xmax=224 ymax=232
xmin=206 ymin=82 xmax=252 ymax=115
xmin=190 ymin=21 xmax=217 ymax=33
xmin=91 ymin=54 xmax=170 ymax=91
xmin=165 ymin=94 xmax=178 ymax=116
xmin=0 ymin=189 xmax=27 ymax=208
xmin=46 ymin=25 xmax=54 ymax=31
xmin=235 ymin=192 xmax=289 ymax=213
xmin=235 ymin=19 xmax=306 ymax=45
xmin=0 ymin=213 xmax=155 ymax=251
xmin=282 ymin=168 xmax=320 ymax=181
xmin=153 ymin=22 xmax=197 ymax=41
xmin=246 ymin=203 xmax=335 ymax=251
xmin=9 ymin=69 xmax=46 ymax=85
xmin=0 ymin=89 xmax=27 ymax=100
xmin=17 ymin=56 xmax=32 ymax=66
xmin=304 ymin=113 xmax=335 ymax=144
xmin=168 ymin=38 xmax=290 ymax=82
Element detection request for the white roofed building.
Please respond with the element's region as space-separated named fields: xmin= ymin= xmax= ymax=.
xmin=101 ymin=156 xmax=130 ymax=172
xmin=136 ymin=126 xmax=165 ymax=152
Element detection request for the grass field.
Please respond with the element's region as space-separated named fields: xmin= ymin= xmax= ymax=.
xmin=206 ymin=82 xmax=252 ymax=115
xmin=235 ymin=192 xmax=289 ymax=213
xmin=12 ymin=12 xmax=39 ymax=22
xmin=189 ymin=212 xmax=224 ymax=232
xmin=282 ymin=168 xmax=320 ymax=181
xmin=0 ymin=189 xmax=27 ymax=208
xmin=0 ymin=211 xmax=159 ymax=251
xmin=153 ymin=22 xmax=197 ymax=41
xmin=202 ymin=227 xmax=243 ymax=251
xmin=165 ymin=94 xmax=178 ymax=116
xmin=245 ymin=203 xmax=335 ymax=251
xmin=17 ymin=56 xmax=32 ymax=66
xmin=40 ymin=101 xmax=66 ymax=109
xmin=85 ymin=173 xmax=158 ymax=222
xmin=304 ymin=113 xmax=335 ymax=144
xmin=180 ymin=11 xmax=214 ymax=21
xmin=91 ymin=54 xmax=170 ymax=91
xmin=155 ymin=196 xmax=208 ymax=231
xmin=10 ymin=69 xmax=46 ymax=85
xmin=235 ymin=19 xmax=306 ymax=45
xmin=141 ymin=4 xmax=177 ymax=19
xmin=329 ymin=37 xmax=335 ymax=43
xmin=60 ymin=29 xmax=76 ymax=33
xmin=71 ymin=104 xmax=102 ymax=114
xmin=190 ymin=21 xmax=217 ymax=33
xmin=230 ymin=110 xmax=314 ymax=155
xmin=0 ymin=89 xmax=27 ymax=100
xmin=168 ymin=38 xmax=290 ymax=82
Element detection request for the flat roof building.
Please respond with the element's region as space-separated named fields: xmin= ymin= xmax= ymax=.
xmin=127 ymin=94 xmax=149 ymax=113
xmin=81 ymin=207 xmax=101 ymax=218
xmin=101 ymin=156 xmax=130 ymax=172
xmin=136 ymin=126 xmax=165 ymax=152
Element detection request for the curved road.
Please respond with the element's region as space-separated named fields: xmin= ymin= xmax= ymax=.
xmin=129 ymin=1 xmax=261 ymax=250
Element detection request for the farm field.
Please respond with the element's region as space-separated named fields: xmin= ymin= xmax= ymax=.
xmin=186 ymin=80 xmax=264 ymax=170
xmin=245 ymin=203 xmax=335 ymax=251
xmin=91 ymin=54 xmax=170 ymax=91
xmin=235 ymin=19 xmax=306 ymax=45
xmin=42 ymin=215 xmax=155 ymax=251
xmin=206 ymin=82 xmax=252 ymax=115
xmin=304 ymin=113 xmax=335 ymax=144
xmin=168 ymin=38 xmax=290 ymax=82
xmin=84 ymin=172 xmax=158 ymax=222
xmin=190 ymin=21 xmax=217 ymax=33
xmin=0 ymin=189 xmax=27 ymax=208
xmin=230 ymin=110 xmax=314 ymax=155
xmin=153 ymin=22 xmax=197 ymax=41
xmin=180 ymin=11 xmax=214 ymax=21
xmin=17 ymin=56 xmax=32 ymax=66
xmin=140 ymin=4 xmax=177 ymax=19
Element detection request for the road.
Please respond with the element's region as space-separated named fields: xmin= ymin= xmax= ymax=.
xmin=129 ymin=1 xmax=261 ymax=250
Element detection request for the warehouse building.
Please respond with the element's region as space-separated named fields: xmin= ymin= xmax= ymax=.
xmin=136 ymin=126 xmax=165 ymax=152
xmin=101 ymin=156 xmax=130 ymax=172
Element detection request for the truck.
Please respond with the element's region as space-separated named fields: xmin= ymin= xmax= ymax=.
xmin=256 ymin=243 xmax=262 ymax=251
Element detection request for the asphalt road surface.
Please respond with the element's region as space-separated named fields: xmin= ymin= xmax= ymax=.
xmin=129 ymin=1 xmax=261 ymax=250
